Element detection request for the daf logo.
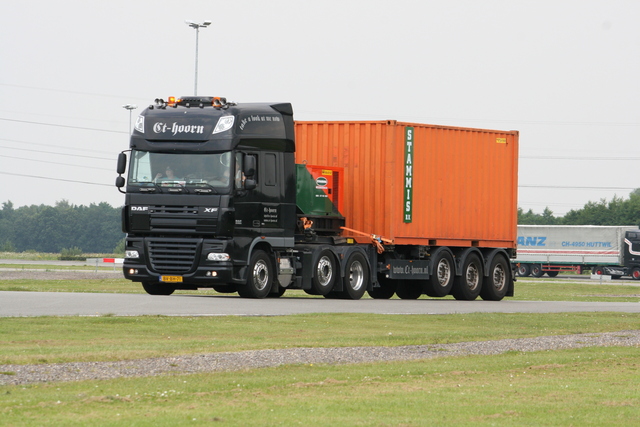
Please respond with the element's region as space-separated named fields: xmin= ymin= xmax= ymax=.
xmin=131 ymin=206 xmax=149 ymax=212
xmin=204 ymin=208 xmax=218 ymax=213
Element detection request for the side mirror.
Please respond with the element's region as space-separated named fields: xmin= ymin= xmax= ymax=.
xmin=117 ymin=152 xmax=127 ymax=175
xmin=244 ymin=155 xmax=256 ymax=178
xmin=115 ymin=176 xmax=125 ymax=188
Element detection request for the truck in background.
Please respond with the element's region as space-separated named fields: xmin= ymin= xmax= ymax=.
xmin=116 ymin=96 xmax=519 ymax=300
xmin=514 ymin=225 xmax=640 ymax=279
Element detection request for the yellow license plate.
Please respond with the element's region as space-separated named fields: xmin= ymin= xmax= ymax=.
xmin=160 ymin=275 xmax=183 ymax=283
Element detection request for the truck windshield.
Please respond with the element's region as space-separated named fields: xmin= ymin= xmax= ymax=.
xmin=128 ymin=150 xmax=233 ymax=190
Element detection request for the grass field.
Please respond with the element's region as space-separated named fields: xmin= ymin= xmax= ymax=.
xmin=0 ymin=269 xmax=639 ymax=425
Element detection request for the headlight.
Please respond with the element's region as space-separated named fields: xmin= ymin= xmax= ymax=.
xmin=207 ymin=253 xmax=230 ymax=261
xmin=125 ymin=250 xmax=139 ymax=259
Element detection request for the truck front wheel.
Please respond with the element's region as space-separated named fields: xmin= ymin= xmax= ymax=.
xmin=238 ymin=250 xmax=273 ymax=299
xmin=631 ymin=267 xmax=640 ymax=280
xmin=142 ymin=282 xmax=175 ymax=296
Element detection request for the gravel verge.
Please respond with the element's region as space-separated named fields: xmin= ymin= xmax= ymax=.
xmin=1 ymin=330 xmax=638 ymax=386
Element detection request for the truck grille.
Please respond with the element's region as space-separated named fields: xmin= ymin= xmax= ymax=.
xmin=147 ymin=239 xmax=200 ymax=274
xmin=150 ymin=205 xmax=198 ymax=215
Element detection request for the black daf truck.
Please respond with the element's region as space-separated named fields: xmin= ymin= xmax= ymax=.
xmin=116 ymin=96 xmax=369 ymax=299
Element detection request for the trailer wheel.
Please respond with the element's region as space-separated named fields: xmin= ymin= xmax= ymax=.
xmin=480 ymin=255 xmax=510 ymax=301
xmin=368 ymin=275 xmax=397 ymax=299
xmin=632 ymin=268 xmax=640 ymax=280
xmin=142 ymin=282 xmax=175 ymax=296
xmin=341 ymin=252 xmax=368 ymax=300
xmin=237 ymin=250 xmax=273 ymax=299
xmin=530 ymin=264 xmax=544 ymax=277
xmin=517 ymin=264 xmax=531 ymax=277
xmin=452 ymin=253 xmax=483 ymax=301
xmin=395 ymin=280 xmax=422 ymax=299
xmin=545 ymin=271 xmax=559 ymax=278
xmin=311 ymin=250 xmax=337 ymax=295
xmin=424 ymin=250 xmax=454 ymax=297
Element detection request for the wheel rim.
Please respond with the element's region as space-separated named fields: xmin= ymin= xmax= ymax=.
xmin=316 ymin=256 xmax=333 ymax=286
xmin=492 ymin=264 xmax=506 ymax=291
xmin=465 ymin=263 xmax=480 ymax=291
xmin=252 ymin=259 xmax=269 ymax=291
xmin=349 ymin=261 xmax=365 ymax=291
xmin=436 ymin=258 xmax=452 ymax=287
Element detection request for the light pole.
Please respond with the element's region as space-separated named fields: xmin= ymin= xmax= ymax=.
xmin=122 ymin=104 xmax=137 ymax=135
xmin=185 ymin=20 xmax=212 ymax=96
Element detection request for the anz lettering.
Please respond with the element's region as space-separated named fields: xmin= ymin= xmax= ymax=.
xmin=517 ymin=236 xmax=547 ymax=246
xmin=152 ymin=122 xmax=204 ymax=136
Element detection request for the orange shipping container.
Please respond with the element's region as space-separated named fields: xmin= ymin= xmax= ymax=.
xmin=294 ymin=121 xmax=519 ymax=249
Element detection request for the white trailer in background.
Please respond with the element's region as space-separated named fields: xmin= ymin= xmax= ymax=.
xmin=514 ymin=225 xmax=640 ymax=279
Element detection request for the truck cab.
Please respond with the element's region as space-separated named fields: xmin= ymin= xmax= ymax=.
xmin=116 ymin=96 xmax=297 ymax=295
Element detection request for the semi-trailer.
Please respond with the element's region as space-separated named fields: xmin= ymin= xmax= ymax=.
xmin=115 ymin=96 xmax=519 ymax=300
xmin=514 ymin=225 xmax=640 ymax=279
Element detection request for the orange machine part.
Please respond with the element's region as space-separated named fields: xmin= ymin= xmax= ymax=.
xmin=294 ymin=121 xmax=519 ymax=249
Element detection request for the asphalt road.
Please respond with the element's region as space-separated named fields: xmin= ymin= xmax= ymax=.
xmin=1 ymin=291 xmax=639 ymax=317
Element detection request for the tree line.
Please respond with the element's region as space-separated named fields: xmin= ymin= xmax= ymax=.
xmin=0 ymin=200 xmax=123 ymax=254
xmin=1 ymin=190 xmax=639 ymax=254
xmin=519 ymin=189 xmax=640 ymax=226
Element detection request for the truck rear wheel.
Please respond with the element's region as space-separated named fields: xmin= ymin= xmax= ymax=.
xmin=480 ymin=255 xmax=509 ymax=301
xmin=517 ymin=264 xmax=531 ymax=277
xmin=452 ymin=253 xmax=483 ymax=301
xmin=424 ymin=250 xmax=454 ymax=297
xmin=311 ymin=250 xmax=337 ymax=296
xmin=237 ymin=250 xmax=273 ymax=299
xmin=341 ymin=252 xmax=368 ymax=300
xmin=142 ymin=282 xmax=175 ymax=296
xmin=531 ymin=264 xmax=544 ymax=277
xmin=368 ymin=275 xmax=397 ymax=299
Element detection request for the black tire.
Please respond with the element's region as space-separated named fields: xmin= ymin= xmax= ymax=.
xmin=395 ymin=280 xmax=422 ymax=299
xmin=480 ymin=255 xmax=510 ymax=301
xmin=452 ymin=253 xmax=483 ymax=301
xmin=424 ymin=250 xmax=454 ymax=297
xmin=341 ymin=252 xmax=368 ymax=300
xmin=531 ymin=264 xmax=544 ymax=277
xmin=368 ymin=275 xmax=397 ymax=299
xmin=237 ymin=250 xmax=273 ymax=299
xmin=212 ymin=284 xmax=237 ymax=293
xmin=142 ymin=282 xmax=175 ymax=296
xmin=631 ymin=267 xmax=640 ymax=280
xmin=311 ymin=250 xmax=337 ymax=296
xmin=592 ymin=266 xmax=604 ymax=275
xmin=267 ymin=285 xmax=286 ymax=298
xmin=517 ymin=264 xmax=531 ymax=277
xmin=545 ymin=270 xmax=559 ymax=278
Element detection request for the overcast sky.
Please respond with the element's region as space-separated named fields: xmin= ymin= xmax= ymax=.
xmin=1 ymin=0 xmax=638 ymax=216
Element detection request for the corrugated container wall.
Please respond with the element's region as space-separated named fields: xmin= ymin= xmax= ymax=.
xmin=294 ymin=121 xmax=519 ymax=249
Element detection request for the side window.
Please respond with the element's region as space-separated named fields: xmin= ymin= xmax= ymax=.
xmin=265 ymin=153 xmax=277 ymax=186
